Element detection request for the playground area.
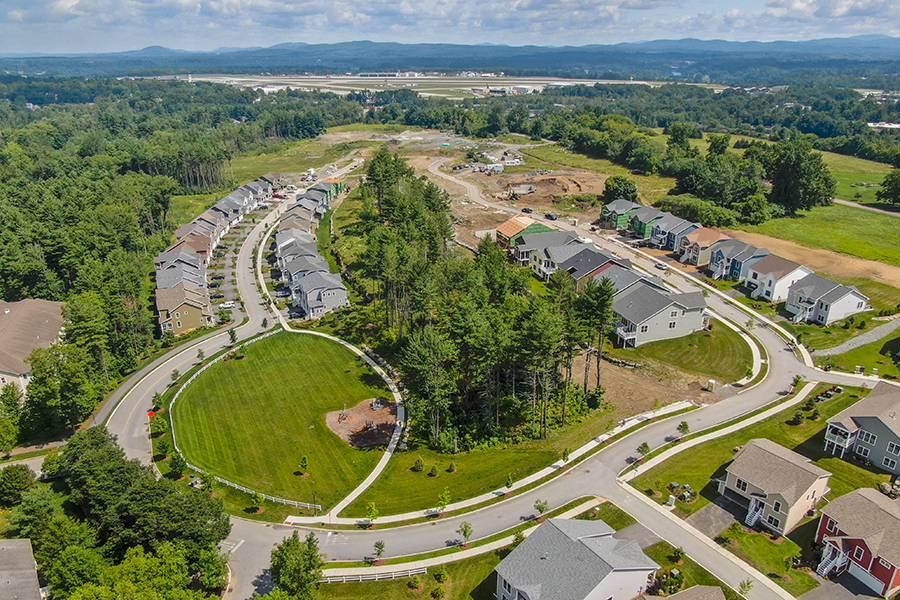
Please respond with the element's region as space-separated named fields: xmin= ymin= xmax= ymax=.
xmin=327 ymin=398 xmax=397 ymax=449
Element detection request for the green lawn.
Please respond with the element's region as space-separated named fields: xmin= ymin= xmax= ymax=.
xmin=327 ymin=123 xmax=423 ymax=135
xmin=609 ymin=321 xmax=753 ymax=383
xmin=738 ymin=204 xmax=900 ymax=267
xmin=644 ymin=541 xmax=743 ymax=600
xmin=821 ymin=152 xmax=892 ymax=206
xmin=519 ymin=144 xmax=676 ymax=204
xmin=720 ymin=525 xmax=818 ymax=596
xmin=171 ymin=331 xmax=391 ymax=509
xmin=320 ymin=549 xmax=500 ymax=600
xmin=578 ymin=501 xmax=636 ymax=531
xmin=230 ymin=139 xmax=371 ymax=184
xmin=817 ymin=331 xmax=900 ymax=379
xmin=631 ymin=384 xmax=889 ymax=518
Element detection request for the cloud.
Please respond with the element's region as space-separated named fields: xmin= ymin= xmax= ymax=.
xmin=0 ymin=0 xmax=897 ymax=52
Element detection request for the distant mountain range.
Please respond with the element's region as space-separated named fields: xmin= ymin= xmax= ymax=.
xmin=2 ymin=36 xmax=899 ymax=87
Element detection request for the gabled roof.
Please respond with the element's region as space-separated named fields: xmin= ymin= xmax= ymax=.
xmin=710 ymin=239 xmax=754 ymax=260
xmin=280 ymin=241 xmax=320 ymax=261
xmin=748 ymin=254 xmax=804 ymax=279
xmin=276 ymin=228 xmax=315 ymax=248
xmin=155 ymin=248 xmax=202 ymax=269
xmin=790 ymin=273 xmax=867 ymax=306
xmin=603 ymin=199 xmax=640 ymax=215
xmin=822 ymin=488 xmax=900 ymax=565
xmin=726 ymin=439 xmax=830 ymax=505
xmin=560 ymin=247 xmax=621 ymax=280
xmin=495 ymin=518 xmax=657 ymax=600
xmin=595 ymin=265 xmax=665 ymax=295
xmin=302 ymin=189 xmax=328 ymax=203
xmin=613 ymin=285 xmax=677 ymax=325
xmin=545 ymin=242 xmax=590 ymax=265
xmin=0 ymin=300 xmax=63 ymax=376
xmin=155 ymin=282 xmax=211 ymax=314
xmin=285 ymin=255 xmax=329 ymax=278
xmin=828 ymin=383 xmax=900 ymax=437
xmin=296 ymin=271 xmax=346 ymax=294
xmin=684 ymin=228 xmax=729 ymax=248
xmin=631 ymin=206 xmax=664 ymax=224
xmin=651 ymin=213 xmax=686 ymax=231
xmin=496 ymin=216 xmax=535 ymax=239
xmin=0 ymin=539 xmax=41 ymax=600
xmin=515 ymin=230 xmax=580 ymax=252
xmin=670 ymin=291 xmax=706 ymax=311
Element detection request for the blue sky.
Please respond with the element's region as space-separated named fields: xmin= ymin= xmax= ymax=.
xmin=1 ymin=0 xmax=897 ymax=54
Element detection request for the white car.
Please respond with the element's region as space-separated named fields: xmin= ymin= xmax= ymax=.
xmin=219 ymin=301 xmax=236 ymax=309
xmin=654 ymin=262 xmax=669 ymax=271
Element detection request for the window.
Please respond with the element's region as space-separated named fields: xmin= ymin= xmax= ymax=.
xmin=827 ymin=519 xmax=837 ymax=533
xmin=887 ymin=442 xmax=900 ymax=456
xmin=860 ymin=431 xmax=878 ymax=445
xmin=855 ymin=445 xmax=870 ymax=458
xmin=668 ymin=321 xmax=676 ymax=329
xmin=773 ymin=501 xmax=782 ymax=513
xmin=736 ymin=478 xmax=748 ymax=492
xmin=857 ymin=301 xmax=864 ymax=309
xmin=640 ymin=325 xmax=649 ymax=333
xmin=883 ymin=457 xmax=897 ymax=470
xmin=502 ymin=579 xmax=511 ymax=593
xmin=176 ymin=321 xmax=182 ymax=328
xmin=766 ymin=515 xmax=780 ymax=529
xmin=853 ymin=546 xmax=865 ymax=561
xmin=670 ymin=310 xmax=678 ymax=317
xmin=880 ymin=558 xmax=892 ymax=569
xmin=751 ymin=272 xmax=758 ymax=280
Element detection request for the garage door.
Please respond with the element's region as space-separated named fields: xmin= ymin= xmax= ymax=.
xmin=849 ymin=561 xmax=886 ymax=596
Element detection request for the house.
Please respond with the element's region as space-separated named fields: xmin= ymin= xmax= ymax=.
xmin=0 ymin=539 xmax=41 ymax=600
xmin=650 ymin=214 xmax=699 ymax=251
xmin=599 ymin=199 xmax=640 ymax=230
xmin=707 ymin=240 xmax=769 ymax=282
xmin=678 ymin=229 xmax=730 ymax=266
xmin=0 ymin=299 xmax=64 ymax=393
xmin=495 ymin=518 xmax=658 ymax=600
xmin=155 ymin=282 xmax=214 ymax=336
xmin=785 ymin=274 xmax=870 ymax=325
xmin=744 ymin=255 xmax=813 ymax=302
xmin=717 ymin=438 xmax=831 ymax=535
xmin=278 ymin=241 xmax=320 ymax=270
xmin=815 ymin=488 xmax=900 ymax=596
xmin=533 ymin=239 xmax=595 ymax=281
xmin=166 ymin=232 xmax=212 ymax=265
xmin=275 ymin=229 xmax=316 ymax=253
xmin=595 ymin=264 xmax=667 ymax=296
xmin=645 ymin=586 xmax=726 ymax=600
xmin=823 ymin=383 xmax=900 ymax=474
xmin=559 ymin=247 xmax=630 ymax=290
xmin=629 ymin=207 xmax=664 ymax=239
xmin=512 ymin=230 xmax=582 ymax=267
xmin=495 ymin=216 xmax=536 ymax=248
xmin=613 ymin=284 xmax=707 ymax=347
xmin=301 ymin=189 xmax=329 ymax=207
xmin=284 ymin=255 xmax=329 ymax=284
xmin=294 ymin=271 xmax=350 ymax=319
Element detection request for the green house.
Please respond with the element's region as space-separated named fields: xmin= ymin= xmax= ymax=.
xmin=630 ymin=206 xmax=665 ymax=238
xmin=600 ymin=199 xmax=640 ymax=230
xmin=509 ymin=222 xmax=554 ymax=245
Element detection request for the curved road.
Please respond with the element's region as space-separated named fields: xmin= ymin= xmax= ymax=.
xmin=86 ymin=157 xmax=886 ymax=600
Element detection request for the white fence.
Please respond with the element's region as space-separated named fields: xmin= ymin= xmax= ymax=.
xmin=166 ymin=329 xmax=323 ymax=512
xmin=320 ymin=568 xmax=427 ymax=584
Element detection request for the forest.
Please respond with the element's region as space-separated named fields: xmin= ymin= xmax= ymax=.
xmin=356 ymin=149 xmax=619 ymax=453
xmin=0 ymin=78 xmax=362 ymax=448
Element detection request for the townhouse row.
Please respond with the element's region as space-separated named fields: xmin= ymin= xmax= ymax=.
xmin=273 ymin=179 xmax=350 ymax=320
xmin=496 ymin=216 xmax=709 ymax=348
xmin=154 ymin=177 xmax=275 ymax=336
xmin=600 ymin=199 xmax=871 ymax=326
xmin=716 ymin=383 xmax=900 ymax=597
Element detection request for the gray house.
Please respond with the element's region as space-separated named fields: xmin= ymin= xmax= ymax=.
xmin=613 ymin=282 xmax=707 ymax=347
xmin=824 ymin=383 xmax=900 ymax=474
xmin=650 ymin=214 xmax=700 ymax=251
xmin=294 ymin=271 xmax=350 ymax=319
xmin=495 ymin=518 xmax=657 ymax=600
xmin=0 ymin=539 xmax=41 ymax=600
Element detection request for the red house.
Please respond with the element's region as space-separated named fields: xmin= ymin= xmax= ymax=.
xmin=815 ymin=488 xmax=900 ymax=597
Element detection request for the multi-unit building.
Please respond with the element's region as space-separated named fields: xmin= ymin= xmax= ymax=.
xmin=650 ymin=214 xmax=700 ymax=251
xmin=785 ymin=273 xmax=870 ymax=325
xmin=512 ymin=230 xmax=586 ymax=279
xmin=717 ymin=438 xmax=831 ymax=535
xmin=629 ymin=206 xmax=664 ymax=239
xmin=495 ymin=518 xmax=658 ymax=600
xmin=678 ymin=229 xmax=730 ymax=266
xmin=823 ymin=383 xmax=900 ymax=475
xmin=815 ymin=488 xmax=900 ymax=597
xmin=599 ymin=199 xmax=640 ymax=230
xmin=706 ymin=239 xmax=770 ymax=281
xmin=0 ymin=299 xmax=64 ymax=393
xmin=744 ymin=254 xmax=813 ymax=303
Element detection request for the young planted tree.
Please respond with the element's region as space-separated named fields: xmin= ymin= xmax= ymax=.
xmin=196 ymin=349 xmax=205 ymax=363
xmin=228 ymin=329 xmax=237 ymax=346
xmin=677 ymin=421 xmax=690 ymax=436
xmin=365 ymin=502 xmax=379 ymax=527
xmin=252 ymin=492 xmax=265 ymax=512
xmin=437 ymin=487 xmax=452 ymax=514
xmin=534 ymin=499 xmax=550 ymax=519
xmin=457 ymin=521 xmax=473 ymax=546
xmin=373 ymin=540 xmax=385 ymax=562
xmin=298 ymin=455 xmax=309 ymax=474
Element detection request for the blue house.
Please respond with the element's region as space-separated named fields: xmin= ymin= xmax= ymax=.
xmin=708 ymin=239 xmax=770 ymax=282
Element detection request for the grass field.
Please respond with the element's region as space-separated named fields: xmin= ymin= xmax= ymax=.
xmin=171 ymin=331 xmax=390 ymax=508
xmin=817 ymin=331 xmax=900 ymax=379
xmin=168 ymin=192 xmax=220 ymax=227
xmin=644 ymin=541 xmax=743 ymax=600
xmin=738 ymin=204 xmax=900 ymax=267
xmin=230 ymin=139 xmax=371 ymax=184
xmin=578 ymin=501 xmax=637 ymax=531
xmin=720 ymin=525 xmax=818 ymax=596
xmin=821 ymin=152 xmax=892 ymax=206
xmin=631 ymin=384 xmax=888 ymax=518
xmin=609 ymin=321 xmax=753 ymax=383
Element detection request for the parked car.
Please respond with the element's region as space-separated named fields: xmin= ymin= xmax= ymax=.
xmin=654 ymin=262 xmax=669 ymax=271
xmin=545 ymin=212 xmax=558 ymax=221
xmin=521 ymin=207 xmax=533 ymax=214
xmin=219 ymin=301 xmax=236 ymax=309
xmin=210 ymin=274 xmax=225 ymax=281
xmin=211 ymin=293 xmax=225 ymax=300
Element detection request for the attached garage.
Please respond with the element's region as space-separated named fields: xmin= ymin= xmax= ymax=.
xmin=849 ymin=561 xmax=886 ymax=596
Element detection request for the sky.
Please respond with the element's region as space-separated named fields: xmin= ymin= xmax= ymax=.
xmin=0 ymin=0 xmax=898 ymax=54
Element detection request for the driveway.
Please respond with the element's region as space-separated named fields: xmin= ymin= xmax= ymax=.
xmin=686 ymin=497 xmax=742 ymax=539
xmin=801 ymin=572 xmax=880 ymax=600
xmin=617 ymin=522 xmax=661 ymax=549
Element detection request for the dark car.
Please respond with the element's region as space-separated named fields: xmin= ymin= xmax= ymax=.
xmin=545 ymin=212 xmax=558 ymax=221
xmin=210 ymin=293 xmax=225 ymax=300
xmin=521 ymin=207 xmax=534 ymax=214
xmin=210 ymin=274 xmax=225 ymax=281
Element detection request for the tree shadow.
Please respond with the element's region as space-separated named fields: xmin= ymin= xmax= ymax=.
xmin=251 ymin=568 xmax=274 ymax=596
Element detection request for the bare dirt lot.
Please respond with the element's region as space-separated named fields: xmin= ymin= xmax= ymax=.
xmin=723 ymin=229 xmax=900 ymax=288
xmin=326 ymin=399 xmax=397 ymax=449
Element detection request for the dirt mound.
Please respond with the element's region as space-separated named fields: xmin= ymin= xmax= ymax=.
xmin=326 ymin=399 xmax=397 ymax=449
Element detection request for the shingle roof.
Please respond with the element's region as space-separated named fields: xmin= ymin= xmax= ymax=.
xmin=0 ymin=539 xmax=41 ymax=600
xmin=285 ymin=255 xmax=329 ymax=278
xmin=545 ymin=242 xmax=589 ymax=265
xmin=726 ymin=438 xmax=830 ymax=505
xmin=603 ymin=199 xmax=640 ymax=215
xmin=560 ymin=247 xmax=620 ymax=280
xmin=596 ymin=265 xmax=665 ymax=295
xmin=671 ymin=291 xmax=706 ymax=311
xmin=828 ymin=383 xmax=900 ymax=437
xmin=710 ymin=239 xmax=753 ymax=260
xmin=822 ymin=487 xmax=900 ymax=565
xmin=496 ymin=519 xmax=657 ymax=600
xmin=302 ymin=189 xmax=328 ymax=203
xmin=613 ymin=285 xmax=676 ymax=325
xmin=684 ymin=228 xmax=729 ymax=247
xmin=790 ymin=273 xmax=840 ymax=300
xmin=515 ymin=230 xmax=580 ymax=252
xmin=0 ymin=300 xmax=63 ymax=376
xmin=748 ymin=254 xmax=804 ymax=279
xmin=652 ymin=213 xmax=686 ymax=231
xmin=297 ymin=271 xmax=346 ymax=294
xmin=632 ymin=206 xmax=663 ymax=224
xmin=276 ymin=228 xmax=315 ymax=248
xmin=155 ymin=282 xmax=211 ymax=314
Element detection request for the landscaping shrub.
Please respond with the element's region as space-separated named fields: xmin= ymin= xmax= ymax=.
xmin=412 ymin=457 xmax=424 ymax=472
xmin=428 ymin=465 xmax=438 ymax=477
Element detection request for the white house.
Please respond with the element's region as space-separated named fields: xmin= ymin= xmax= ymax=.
xmin=744 ymin=254 xmax=813 ymax=303
xmin=785 ymin=273 xmax=870 ymax=325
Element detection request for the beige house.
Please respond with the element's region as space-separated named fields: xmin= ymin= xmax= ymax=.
xmin=0 ymin=299 xmax=64 ymax=393
xmin=155 ymin=282 xmax=214 ymax=336
xmin=678 ymin=229 xmax=729 ymax=266
xmin=717 ymin=438 xmax=831 ymax=535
